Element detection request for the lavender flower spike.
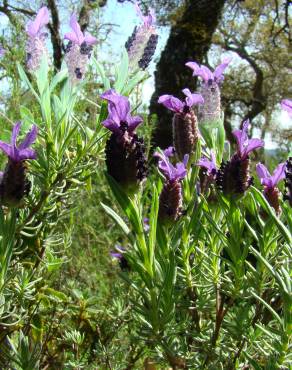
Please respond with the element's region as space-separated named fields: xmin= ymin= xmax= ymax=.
xmin=64 ymin=14 xmax=97 ymax=84
xmin=256 ymin=162 xmax=286 ymax=215
xmin=0 ymin=122 xmax=37 ymax=162
xmin=0 ymin=122 xmax=37 ymax=207
xmin=233 ymin=120 xmax=264 ymax=160
xmin=281 ymin=99 xmax=292 ymax=118
xmin=185 ymin=57 xmax=232 ymax=123
xmin=159 ymin=89 xmax=204 ymax=160
xmin=125 ymin=2 xmax=158 ymax=70
xmin=26 ymin=6 xmax=49 ymax=72
xmin=101 ymin=89 xmax=147 ymax=193
xmin=216 ymin=121 xmax=263 ymax=197
xmin=154 ymin=149 xmax=188 ymax=223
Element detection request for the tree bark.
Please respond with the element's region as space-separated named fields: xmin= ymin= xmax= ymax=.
xmin=150 ymin=0 xmax=227 ymax=149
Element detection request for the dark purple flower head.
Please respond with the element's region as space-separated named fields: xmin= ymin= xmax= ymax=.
xmin=26 ymin=7 xmax=49 ymax=38
xmin=256 ymin=162 xmax=286 ymax=189
xmin=281 ymin=99 xmax=292 ymax=118
xmin=101 ymin=89 xmax=143 ymax=135
xmin=0 ymin=122 xmax=37 ymax=162
xmin=158 ymin=88 xmax=204 ymax=114
xmin=135 ymin=1 xmax=156 ymax=29
xmin=64 ymin=14 xmax=97 ymax=46
xmin=185 ymin=57 xmax=232 ymax=85
xmin=197 ymin=151 xmax=217 ymax=175
xmin=232 ymin=120 xmax=264 ymax=160
xmin=154 ymin=148 xmax=188 ymax=181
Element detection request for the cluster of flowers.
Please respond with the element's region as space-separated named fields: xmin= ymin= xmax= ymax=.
xmin=101 ymin=58 xmax=292 ymax=228
xmin=25 ymin=2 xmax=158 ymax=83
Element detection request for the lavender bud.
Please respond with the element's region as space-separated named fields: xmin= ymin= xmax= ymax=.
xmin=264 ymin=187 xmax=281 ymax=215
xmin=173 ymin=110 xmax=199 ymax=160
xmin=198 ymin=81 xmax=221 ymax=123
xmin=26 ymin=33 xmax=48 ymax=72
xmin=284 ymin=157 xmax=292 ymax=207
xmin=216 ymin=154 xmax=253 ymax=196
xmin=159 ymin=179 xmax=183 ymax=223
xmin=138 ymin=34 xmax=158 ymax=70
xmin=0 ymin=160 xmax=31 ymax=207
xmin=105 ymin=132 xmax=148 ymax=194
xmin=65 ymin=43 xmax=91 ymax=84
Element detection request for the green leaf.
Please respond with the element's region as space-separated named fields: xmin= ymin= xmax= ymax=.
xmin=101 ymin=202 xmax=130 ymax=236
xmin=114 ymin=48 xmax=129 ymax=93
xmin=148 ymin=185 xmax=159 ymax=266
xmin=17 ymin=63 xmax=40 ymax=102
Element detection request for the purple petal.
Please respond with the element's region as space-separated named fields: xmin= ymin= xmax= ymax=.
xmin=232 ymin=120 xmax=249 ymax=157
xmin=101 ymin=118 xmax=120 ymax=134
xmin=158 ymin=95 xmax=184 ymax=113
xmin=214 ymin=57 xmax=232 ymax=82
xmin=110 ymin=252 xmax=123 ymax=259
xmin=243 ymin=138 xmax=264 ymax=158
xmin=18 ymin=148 xmax=37 ymax=161
xmin=270 ymin=162 xmax=286 ymax=187
xmin=127 ymin=115 xmax=143 ymax=132
xmin=26 ymin=6 xmax=49 ymax=37
xmin=182 ymin=88 xmax=204 ymax=107
xmin=135 ymin=2 xmax=155 ymax=27
xmin=185 ymin=62 xmax=212 ymax=83
xmin=101 ymin=89 xmax=130 ymax=123
xmin=281 ymin=99 xmax=292 ymax=117
xmin=19 ymin=125 xmax=38 ymax=150
xmin=174 ymin=162 xmax=187 ymax=181
xmin=164 ymin=146 xmax=175 ymax=158
xmin=64 ymin=14 xmax=84 ymax=45
xmin=84 ymin=32 xmax=97 ymax=46
xmin=154 ymin=150 xmax=174 ymax=179
xmin=11 ymin=122 xmax=21 ymax=147
xmin=200 ymin=65 xmax=214 ymax=82
xmin=0 ymin=142 xmax=13 ymax=158
xmin=183 ymin=154 xmax=189 ymax=168
xmin=256 ymin=163 xmax=270 ymax=181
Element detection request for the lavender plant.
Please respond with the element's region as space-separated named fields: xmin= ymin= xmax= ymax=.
xmin=0 ymin=3 xmax=291 ymax=369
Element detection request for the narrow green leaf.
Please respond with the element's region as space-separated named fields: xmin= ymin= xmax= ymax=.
xmin=101 ymin=202 xmax=130 ymax=235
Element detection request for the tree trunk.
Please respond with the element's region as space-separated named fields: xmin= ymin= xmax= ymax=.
xmin=150 ymin=0 xmax=227 ymax=149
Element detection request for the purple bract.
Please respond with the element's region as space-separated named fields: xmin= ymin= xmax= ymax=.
xmin=158 ymin=89 xmax=204 ymax=113
xmin=185 ymin=58 xmax=232 ymax=85
xmin=197 ymin=151 xmax=217 ymax=175
xmin=135 ymin=1 xmax=156 ymax=28
xmin=232 ymin=120 xmax=264 ymax=160
xmin=26 ymin=7 xmax=49 ymax=38
xmin=154 ymin=148 xmax=188 ymax=181
xmin=256 ymin=162 xmax=286 ymax=189
xmin=0 ymin=122 xmax=38 ymax=162
xmin=101 ymin=89 xmax=143 ymax=135
xmin=64 ymin=14 xmax=97 ymax=46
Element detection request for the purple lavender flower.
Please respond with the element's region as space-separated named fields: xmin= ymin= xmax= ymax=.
xmin=101 ymin=89 xmax=143 ymax=136
xmin=233 ymin=120 xmax=264 ymax=160
xmin=125 ymin=2 xmax=158 ymax=71
xmin=101 ymin=89 xmax=147 ymax=193
xmin=185 ymin=58 xmax=232 ymax=123
xmin=281 ymin=99 xmax=292 ymax=118
xmin=158 ymin=89 xmax=204 ymax=114
xmin=154 ymin=149 xmax=188 ymax=223
xmin=0 ymin=122 xmax=37 ymax=207
xmin=64 ymin=14 xmax=97 ymax=84
xmin=158 ymin=89 xmax=204 ymax=160
xmin=256 ymin=162 xmax=286 ymax=214
xmin=197 ymin=151 xmax=217 ymax=176
xmin=197 ymin=151 xmax=217 ymax=194
xmin=216 ymin=120 xmax=264 ymax=197
xmin=0 ymin=122 xmax=37 ymax=162
xmin=26 ymin=6 xmax=49 ymax=71
xmin=110 ymin=246 xmax=129 ymax=271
